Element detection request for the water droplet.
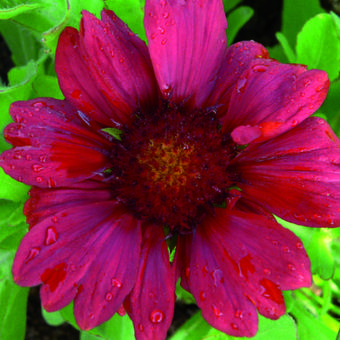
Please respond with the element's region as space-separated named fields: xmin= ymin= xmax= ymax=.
xmin=296 ymin=242 xmax=303 ymax=249
xmin=118 ymin=305 xmax=126 ymax=316
xmin=89 ymin=312 xmax=94 ymax=319
xmin=36 ymin=176 xmax=43 ymax=183
xmin=236 ymin=78 xmax=247 ymax=93
xmin=234 ymin=310 xmax=244 ymax=319
xmin=9 ymin=164 xmax=15 ymax=170
xmin=32 ymin=101 xmax=47 ymax=108
xmin=316 ymin=85 xmax=324 ymax=92
xmin=272 ymin=240 xmax=279 ymax=246
xmin=212 ymin=304 xmax=223 ymax=317
xmin=263 ymin=268 xmax=271 ymax=275
xmin=185 ymin=267 xmax=190 ymax=278
xmin=110 ymin=50 xmax=114 ymax=57
xmin=25 ymin=154 xmax=32 ymax=161
xmin=231 ymin=323 xmax=239 ymax=330
xmin=199 ymin=291 xmax=206 ymax=301
xmin=151 ymin=32 xmax=157 ymax=40
xmin=163 ymin=12 xmax=169 ymax=18
xmin=105 ymin=292 xmax=113 ymax=301
xmin=138 ymin=324 xmax=144 ymax=331
xmin=44 ymin=227 xmax=58 ymax=246
xmin=111 ymin=278 xmax=122 ymax=288
xmin=32 ymin=164 xmax=44 ymax=172
xmin=25 ymin=247 xmax=40 ymax=263
xmin=252 ymin=64 xmax=267 ymax=72
xmin=52 ymin=216 xmax=58 ymax=223
xmin=211 ymin=269 xmax=224 ymax=286
xmin=287 ymin=263 xmax=296 ymax=271
xmin=158 ymin=26 xmax=165 ymax=34
xmin=300 ymin=92 xmax=305 ymax=97
xmin=283 ymin=246 xmax=290 ymax=253
xmin=150 ymin=309 xmax=164 ymax=323
xmin=291 ymin=119 xmax=298 ymax=127
xmin=160 ymin=0 xmax=167 ymax=5
xmin=304 ymin=79 xmax=311 ymax=87
xmin=161 ymin=38 xmax=168 ymax=45
xmin=39 ymin=154 xmax=47 ymax=163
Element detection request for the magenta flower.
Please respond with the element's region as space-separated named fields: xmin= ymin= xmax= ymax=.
xmin=1 ymin=0 xmax=340 ymax=339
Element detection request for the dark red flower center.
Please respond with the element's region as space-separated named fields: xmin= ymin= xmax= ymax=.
xmin=109 ymin=104 xmax=236 ymax=232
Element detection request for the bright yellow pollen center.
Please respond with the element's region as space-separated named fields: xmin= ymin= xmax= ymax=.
xmin=138 ymin=138 xmax=195 ymax=190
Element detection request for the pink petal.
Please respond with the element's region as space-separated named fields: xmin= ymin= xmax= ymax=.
xmin=144 ymin=0 xmax=227 ymax=108
xmin=0 ymin=99 xmax=112 ymax=188
xmin=55 ymin=10 xmax=158 ymax=127
xmin=223 ymin=58 xmax=329 ymax=143
xmin=206 ymin=40 xmax=269 ymax=118
xmin=178 ymin=207 xmax=310 ymax=335
xmin=127 ymin=224 xmax=175 ymax=340
xmin=177 ymin=229 xmax=258 ymax=337
xmin=230 ymin=117 xmax=340 ymax=227
xmin=12 ymin=189 xmax=141 ymax=328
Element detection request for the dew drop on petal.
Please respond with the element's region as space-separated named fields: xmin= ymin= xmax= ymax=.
xmin=199 ymin=291 xmax=206 ymax=301
xmin=32 ymin=101 xmax=47 ymax=108
xmin=236 ymin=78 xmax=247 ymax=93
xmin=272 ymin=240 xmax=279 ymax=246
xmin=150 ymin=309 xmax=165 ymax=323
xmin=212 ymin=304 xmax=223 ymax=317
xmin=138 ymin=324 xmax=144 ymax=331
xmin=52 ymin=216 xmax=58 ymax=223
xmin=235 ymin=310 xmax=244 ymax=319
xmin=263 ymin=268 xmax=271 ymax=275
xmin=32 ymin=164 xmax=44 ymax=172
xmin=44 ymin=226 xmax=58 ymax=246
xmin=296 ymin=242 xmax=303 ymax=249
xmin=25 ymin=154 xmax=32 ymax=161
xmin=283 ymin=246 xmax=290 ymax=253
xmin=36 ymin=176 xmax=43 ymax=183
xmin=231 ymin=323 xmax=239 ymax=330
xmin=89 ymin=312 xmax=94 ymax=319
xmin=287 ymin=263 xmax=296 ymax=271
xmin=161 ymin=38 xmax=168 ymax=45
xmin=111 ymin=278 xmax=122 ymax=288
xmin=25 ymin=247 xmax=40 ymax=263
xmin=105 ymin=292 xmax=113 ymax=301
xmin=118 ymin=305 xmax=126 ymax=316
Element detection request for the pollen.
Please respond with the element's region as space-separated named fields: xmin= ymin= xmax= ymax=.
xmin=109 ymin=104 xmax=236 ymax=232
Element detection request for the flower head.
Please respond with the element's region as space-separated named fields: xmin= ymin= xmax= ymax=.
xmin=1 ymin=0 xmax=340 ymax=339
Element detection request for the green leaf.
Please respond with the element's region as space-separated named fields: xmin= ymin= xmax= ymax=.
xmin=226 ymin=6 xmax=254 ymax=45
xmin=105 ymin=0 xmax=146 ymax=41
xmin=102 ymin=127 xmax=123 ymax=141
xmin=42 ymin=308 xmax=66 ymax=327
xmin=0 ymin=248 xmax=29 ymax=340
xmin=266 ymin=44 xmax=289 ymax=64
xmin=282 ymin=0 xmax=324 ymax=46
xmin=170 ymin=312 xmax=297 ymax=340
xmin=87 ymin=313 xmax=135 ymax=340
xmin=319 ymin=79 xmax=340 ymax=134
xmin=223 ymin=0 xmax=242 ymax=13
xmin=80 ymin=332 xmax=101 ymax=340
xmin=296 ymin=13 xmax=340 ymax=81
xmin=0 ymin=169 xmax=29 ymax=202
xmin=275 ymin=32 xmax=296 ymax=63
xmin=0 ymin=20 xmax=41 ymax=66
xmin=0 ymin=1 xmax=42 ymax=20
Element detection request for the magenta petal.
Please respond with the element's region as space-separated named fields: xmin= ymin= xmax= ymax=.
xmin=55 ymin=10 xmax=158 ymax=127
xmin=74 ymin=213 xmax=141 ymax=330
xmin=0 ymin=99 xmax=111 ymax=188
xmin=231 ymin=117 xmax=340 ymax=227
xmin=178 ymin=207 xmax=310 ymax=334
xmin=177 ymin=227 xmax=258 ymax=337
xmin=144 ymin=0 xmax=227 ymax=108
xmin=127 ymin=224 xmax=175 ymax=340
xmin=223 ymin=59 xmax=329 ymax=143
xmin=206 ymin=40 xmax=269 ymax=118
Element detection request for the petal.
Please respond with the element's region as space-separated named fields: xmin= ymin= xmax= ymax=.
xmin=144 ymin=0 xmax=227 ymax=108
xmin=178 ymin=207 xmax=310 ymax=335
xmin=127 ymin=224 xmax=175 ymax=340
xmin=177 ymin=227 xmax=258 ymax=337
xmin=230 ymin=117 xmax=340 ymax=227
xmin=223 ymin=58 xmax=329 ymax=143
xmin=0 ymin=99 xmax=112 ymax=188
xmin=13 ymin=189 xmax=141 ymax=328
xmin=55 ymin=10 xmax=158 ymax=127
xmin=206 ymin=40 xmax=269 ymax=118
xmin=74 ymin=213 xmax=141 ymax=330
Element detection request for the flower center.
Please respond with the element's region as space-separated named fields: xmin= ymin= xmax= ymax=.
xmin=109 ymin=105 xmax=236 ymax=232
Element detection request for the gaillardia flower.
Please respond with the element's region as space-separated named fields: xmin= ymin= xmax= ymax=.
xmin=1 ymin=0 xmax=340 ymax=339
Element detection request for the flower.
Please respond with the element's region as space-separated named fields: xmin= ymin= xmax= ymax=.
xmin=1 ymin=0 xmax=340 ymax=339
